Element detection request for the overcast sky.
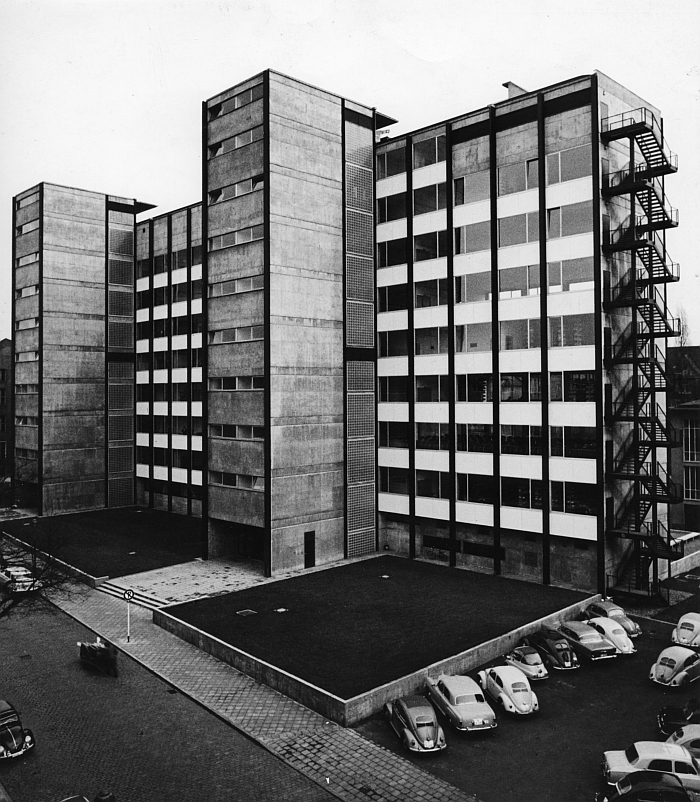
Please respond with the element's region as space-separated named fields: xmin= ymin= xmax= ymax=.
xmin=1 ymin=0 xmax=698 ymax=342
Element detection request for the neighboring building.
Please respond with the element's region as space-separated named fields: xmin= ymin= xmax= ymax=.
xmin=668 ymin=345 xmax=700 ymax=531
xmin=11 ymin=183 xmax=154 ymax=515
xmin=0 ymin=338 xmax=11 ymax=502
xmin=10 ymin=70 xmax=683 ymax=591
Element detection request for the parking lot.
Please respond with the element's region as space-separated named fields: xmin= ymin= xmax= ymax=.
xmin=354 ymin=614 xmax=688 ymax=802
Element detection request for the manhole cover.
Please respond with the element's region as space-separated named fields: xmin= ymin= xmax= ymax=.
xmin=236 ymin=609 xmax=257 ymax=616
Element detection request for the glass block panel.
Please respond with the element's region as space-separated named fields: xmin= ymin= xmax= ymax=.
xmin=347 ymin=393 xmax=374 ymax=438
xmin=347 ymin=439 xmax=374 ymax=484
xmin=346 ymin=301 xmax=374 ymax=348
xmin=347 ymin=362 xmax=374 ymax=392
xmin=346 ymin=256 xmax=374 ymax=302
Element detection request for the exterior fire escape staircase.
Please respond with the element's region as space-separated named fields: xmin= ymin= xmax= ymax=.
xmin=601 ymin=108 xmax=682 ymax=599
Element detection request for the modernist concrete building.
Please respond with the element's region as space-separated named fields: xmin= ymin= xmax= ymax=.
xmin=0 ymin=338 xmax=11 ymax=501
xmin=10 ymin=70 xmax=682 ymax=592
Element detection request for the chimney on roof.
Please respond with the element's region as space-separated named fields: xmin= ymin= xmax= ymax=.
xmin=503 ymin=81 xmax=528 ymax=99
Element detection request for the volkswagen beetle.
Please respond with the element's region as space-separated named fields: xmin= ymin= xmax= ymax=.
xmin=0 ymin=700 xmax=35 ymax=759
xmin=650 ymin=648 xmax=700 ymax=688
xmin=673 ymin=614 xmax=700 ymax=650
xmin=384 ymin=695 xmax=446 ymax=753
xmin=477 ymin=665 xmax=539 ymax=715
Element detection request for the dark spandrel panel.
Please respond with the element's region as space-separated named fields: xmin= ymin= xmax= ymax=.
xmin=108 ymin=258 xmax=133 ymax=286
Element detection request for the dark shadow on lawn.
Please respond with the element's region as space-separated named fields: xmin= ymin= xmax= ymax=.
xmin=1 ymin=508 xmax=203 ymax=578
xmin=165 ymin=555 xmax=591 ymax=699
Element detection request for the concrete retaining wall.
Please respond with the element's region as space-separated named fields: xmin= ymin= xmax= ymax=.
xmin=154 ymin=592 xmax=600 ymax=726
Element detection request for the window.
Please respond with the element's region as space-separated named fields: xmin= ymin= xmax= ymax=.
xmin=15 ymin=285 xmax=39 ymax=299
xmin=376 ymin=146 xmax=406 ymax=179
xmin=15 ymin=252 xmax=39 ymax=268
xmin=455 ymin=272 xmax=491 ymax=304
xmin=498 ymin=212 xmax=539 ymax=247
xmin=454 ymin=221 xmax=491 ymax=254
xmin=466 ymin=424 xmax=493 ymax=453
xmin=457 ymin=474 xmax=494 ymax=504
xmin=415 ymin=469 xmax=451 ymax=498
xmin=15 ymin=384 xmax=39 ymax=394
xmin=413 ymin=183 xmax=447 ymax=215
xmin=207 ymin=125 xmax=264 ymax=158
xmin=547 ymin=201 xmax=593 ymax=239
xmin=501 ymin=425 xmax=530 ymax=455
xmin=209 ymin=375 xmax=263 ymax=391
xmin=414 ymin=278 xmax=448 ymax=308
xmin=564 ymin=371 xmax=596 ymax=402
xmin=209 ymin=471 xmax=264 ymax=491
xmin=15 ymin=318 xmax=39 ymax=330
xmin=551 ymin=427 xmax=564 ymax=457
xmin=501 ymin=373 xmax=529 ymax=402
xmin=530 ymin=426 xmax=543 ymax=455
xmin=379 ymin=466 xmax=409 ymax=494
xmin=209 ymin=424 xmax=264 ymax=440
xmin=564 ymin=426 xmax=596 ymax=459
xmin=413 ymin=135 xmax=446 ymax=169
xmin=208 ymin=175 xmax=264 ymax=204
xmin=378 ymin=330 xmax=409 ymax=357
xmin=208 ymin=224 xmax=264 ymax=252
xmin=415 ymin=326 xmax=449 ymax=355
xmin=209 ymin=325 xmax=264 ymax=344
xmin=379 ymin=421 xmax=410 ymax=449
xmin=15 ymin=351 xmax=39 ymax=362
xmin=565 ymin=482 xmax=597 ymax=516
xmin=551 ymin=481 xmax=564 ymax=511
xmin=466 ymin=374 xmax=493 ymax=402
xmin=209 ymin=274 xmax=264 ymax=297
xmin=416 ymin=422 xmax=449 ymax=450
xmin=497 ymin=159 xmax=538 ymax=196
xmin=685 ymin=466 xmax=700 ymax=501
xmin=378 ymin=284 xmax=409 ymax=312
xmin=16 ymin=219 xmax=39 ymax=236
xmin=377 ymin=192 xmax=407 ymax=223
xmin=455 ymin=323 xmax=491 ymax=353
xmin=15 ymin=416 xmax=39 ymax=426
xmin=684 ymin=420 xmax=700 ymax=462
xmin=379 ymin=376 xmax=408 ymax=402
xmin=414 ymin=230 xmax=448 ymax=262
xmin=15 ymin=191 xmax=39 ymax=210
xmin=548 ymin=314 xmax=595 ymax=347
xmin=548 ymin=257 xmax=594 ymax=292
xmin=207 ymin=83 xmax=263 ymax=120
xmin=415 ymin=375 xmax=449 ymax=402
xmin=547 ymin=145 xmax=592 ymax=185
xmin=500 ymin=319 xmax=532 ymax=351
xmin=502 ymin=477 xmax=530 ymax=508
xmin=377 ymin=238 xmax=408 ymax=268
xmin=453 ymin=171 xmax=490 ymax=205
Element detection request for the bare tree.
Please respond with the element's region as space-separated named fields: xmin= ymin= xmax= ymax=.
xmin=0 ymin=517 xmax=85 ymax=620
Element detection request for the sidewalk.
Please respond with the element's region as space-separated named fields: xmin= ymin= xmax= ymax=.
xmin=54 ymin=585 xmax=477 ymax=802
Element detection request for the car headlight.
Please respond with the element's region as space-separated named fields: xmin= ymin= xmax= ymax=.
xmin=24 ymin=734 xmax=32 ymax=744
xmin=0 ymin=746 xmax=5 ymax=755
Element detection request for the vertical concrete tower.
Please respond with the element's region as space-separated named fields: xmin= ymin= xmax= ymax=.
xmin=11 ymin=183 xmax=153 ymax=515
xmin=203 ymin=71 xmax=393 ymax=573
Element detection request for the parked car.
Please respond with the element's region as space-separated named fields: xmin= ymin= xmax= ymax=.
xmin=425 ymin=674 xmax=497 ymax=732
xmin=667 ymin=725 xmax=700 ymax=759
xmin=583 ymin=600 xmax=642 ymax=638
xmin=595 ymin=770 xmax=692 ymax=802
xmin=504 ymin=646 xmax=548 ymax=680
xmin=559 ymin=621 xmax=618 ymax=661
xmin=520 ymin=627 xmax=580 ymax=670
xmin=1 ymin=564 xmax=39 ymax=595
xmin=477 ymin=665 xmax=539 ymax=715
xmin=384 ymin=695 xmax=446 ymax=753
xmin=586 ymin=617 xmax=636 ymax=655
xmin=0 ymin=699 xmax=35 ymax=759
xmin=650 ymin=648 xmax=700 ymax=688
xmin=673 ymin=614 xmax=700 ymax=650
xmin=659 ymin=699 xmax=700 ymax=736
xmin=602 ymin=742 xmax=700 ymax=792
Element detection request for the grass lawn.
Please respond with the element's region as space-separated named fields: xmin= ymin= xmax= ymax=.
xmin=166 ymin=555 xmax=590 ymax=699
xmin=1 ymin=508 xmax=203 ymax=578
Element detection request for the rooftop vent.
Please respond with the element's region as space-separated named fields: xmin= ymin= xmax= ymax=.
xmin=503 ymin=81 xmax=528 ymax=99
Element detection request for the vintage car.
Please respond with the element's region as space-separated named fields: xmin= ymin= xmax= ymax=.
xmin=673 ymin=614 xmax=700 ymax=650
xmin=595 ymin=770 xmax=692 ymax=802
xmin=586 ymin=617 xmax=636 ymax=655
xmin=0 ymin=699 xmax=35 ymax=759
xmin=78 ymin=637 xmax=118 ymax=677
xmin=1 ymin=564 xmax=39 ymax=595
xmin=650 ymin=648 xmax=700 ymax=689
xmin=602 ymin=742 xmax=700 ymax=791
xmin=520 ymin=627 xmax=580 ymax=670
xmin=504 ymin=646 xmax=548 ymax=680
xmin=477 ymin=665 xmax=539 ymax=715
xmin=559 ymin=621 xmax=618 ymax=661
xmin=659 ymin=699 xmax=700 ymax=736
xmin=384 ymin=695 xmax=446 ymax=753
xmin=583 ymin=600 xmax=642 ymax=638
xmin=667 ymin=725 xmax=700 ymax=759
xmin=425 ymin=674 xmax=497 ymax=732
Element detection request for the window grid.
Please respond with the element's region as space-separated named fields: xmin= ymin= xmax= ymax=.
xmin=346 ymin=301 xmax=374 ymax=348
xmin=346 ymin=256 xmax=374 ymax=302
xmin=685 ymin=466 xmax=700 ymax=501
xmin=347 ymin=362 xmax=374 ymax=392
xmin=684 ymin=420 xmax=700 ymax=462
xmin=347 ymin=439 xmax=375 ymax=484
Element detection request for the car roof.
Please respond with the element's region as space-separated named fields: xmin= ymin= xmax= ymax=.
xmin=401 ymin=695 xmax=434 ymax=712
xmin=633 ymin=741 xmax=693 ymax=759
xmin=589 ymin=617 xmax=622 ymax=629
xmin=562 ymin=621 xmax=592 ymax=633
xmin=593 ymin=601 xmax=624 ymax=613
xmin=513 ymin=646 xmax=539 ymax=656
xmin=437 ymin=674 xmax=481 ymax=693
xmin=659 ymin=646 xmax=698 ymax=661
xmin=678 ymin=613 xmax=700 ymax=625
xmin=490 ymin=665 xmax=529 ymax=684
xmin=623 ymin=770 xmax=686 ymax=789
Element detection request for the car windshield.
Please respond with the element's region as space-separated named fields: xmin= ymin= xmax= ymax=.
xmin=523 ymin=654 xmax=541 ymax=665
xmin=0 ymin=712 xmax=19 ymax=727
xmin=455 ymin=693 xmax=484 ymax=705
xmin=661 ymin=657 xmax=677 ymax=669
xmin=512 ymin=683 xmax=528 ymax=693
xmin=624 ymin=744 xmax=639 ymax=764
